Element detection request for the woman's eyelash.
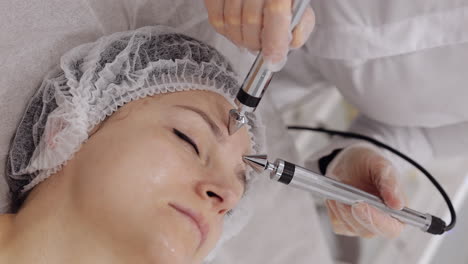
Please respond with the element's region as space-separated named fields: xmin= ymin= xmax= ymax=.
xmin=226 ymin=210 xmax=234 ymax=217
xmin=173 ymin=128 xmax=200 ymax=155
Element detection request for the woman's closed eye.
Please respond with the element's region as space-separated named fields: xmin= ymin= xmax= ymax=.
xmin=173 ymin=128 xmax=200 ymax=156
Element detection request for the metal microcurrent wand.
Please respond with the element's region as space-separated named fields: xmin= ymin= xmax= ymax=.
xmin=244 ymin=155 xmax=448 ymax=235
xmin=228 ymin=0 xmax=311 ymax=135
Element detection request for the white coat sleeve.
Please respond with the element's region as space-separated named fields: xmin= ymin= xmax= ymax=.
xmin=305 ymin=115 xmax=468 ymax=175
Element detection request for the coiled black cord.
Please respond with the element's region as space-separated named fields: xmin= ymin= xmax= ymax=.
xmin=287 ymin=125 xmax=456 ymax=232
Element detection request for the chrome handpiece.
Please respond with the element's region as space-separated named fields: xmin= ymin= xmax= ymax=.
xmin=228 ymin=0 xmax=311 ymax=135
xmin=244 ymin=155 xmax=448 ymax=235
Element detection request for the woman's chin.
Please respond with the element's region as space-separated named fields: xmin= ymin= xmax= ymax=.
xmin=143 ymin=227 xmax=198 ymax=264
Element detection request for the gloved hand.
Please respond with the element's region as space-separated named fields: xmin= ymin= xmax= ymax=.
xmin=325 ymin=143 xmax=406 ymax=238
xmin=204 ymin=0 xmax=315 ymax=71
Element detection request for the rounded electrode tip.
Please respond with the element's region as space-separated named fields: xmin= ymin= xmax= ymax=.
xmin=228 ymin=109 xmax=248 ymax=135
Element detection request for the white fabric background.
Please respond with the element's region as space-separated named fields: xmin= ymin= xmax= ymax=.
xmin=269 ymin=0 xmax=468 ymax=173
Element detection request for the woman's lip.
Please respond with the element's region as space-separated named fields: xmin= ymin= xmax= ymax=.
xmin=169 ymin=203 xmax=209 ymax=248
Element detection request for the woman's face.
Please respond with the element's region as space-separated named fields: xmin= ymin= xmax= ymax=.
xmin=63 ymin=90 xmax=252 ymax=263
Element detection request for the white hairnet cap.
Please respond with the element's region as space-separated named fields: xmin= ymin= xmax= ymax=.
xmin=5 ymin=26 xmax=265 ymax=258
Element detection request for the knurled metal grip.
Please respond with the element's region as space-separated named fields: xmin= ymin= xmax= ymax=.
xmin=278 ymin=161 xmax=295 ymax=184
xmin=236 ymin=88 xmax=262 ymax=108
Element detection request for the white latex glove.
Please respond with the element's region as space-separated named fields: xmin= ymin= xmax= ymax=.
xmin=325 ymin=143 xmax=406 ymax=238
xmin=204 ymin=0 xmax=315 ymax=71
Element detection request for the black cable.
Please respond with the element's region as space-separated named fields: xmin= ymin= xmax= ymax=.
xmin=287 ymin=125 xmax=456 ymax=232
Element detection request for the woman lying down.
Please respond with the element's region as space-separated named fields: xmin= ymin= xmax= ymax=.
xmin=0 ymin=26 xmax=264 ymax=264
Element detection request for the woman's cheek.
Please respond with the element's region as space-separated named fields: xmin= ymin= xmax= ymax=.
xmin=139 ymin=139 xmax=199 ymax=190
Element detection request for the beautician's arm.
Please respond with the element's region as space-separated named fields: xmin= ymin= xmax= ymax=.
xmin=306 ymin=115 xmax=468 ymax=237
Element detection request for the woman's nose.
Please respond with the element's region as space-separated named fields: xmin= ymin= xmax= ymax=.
xmin=196 ymin=181 xmax=238 ymax=215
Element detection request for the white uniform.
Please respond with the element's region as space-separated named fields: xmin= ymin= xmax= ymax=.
xmin=0 ymin=0 xmax=332 ymax=263
xmin=270 ymin=0 xmax=468 ymax=172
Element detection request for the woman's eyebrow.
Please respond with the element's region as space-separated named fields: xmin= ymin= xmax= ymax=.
xmin=174 ymin=105 xmax=224 ymax=140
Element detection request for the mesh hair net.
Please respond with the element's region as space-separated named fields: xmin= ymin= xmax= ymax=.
xmin=5 ymin=26 xmax=265 ymax=259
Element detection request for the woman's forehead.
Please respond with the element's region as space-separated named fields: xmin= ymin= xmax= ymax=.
xmin=160 ymin=91 xmax=234 ymax=123
xmin=165 ymin=90 xmax=233 ymax=107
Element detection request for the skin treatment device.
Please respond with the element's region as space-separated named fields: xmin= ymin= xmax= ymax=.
xmin=244 ymin=155 xmax=448 ymax=235
xmin=228 ymin=0 xmax=311 ymax=135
